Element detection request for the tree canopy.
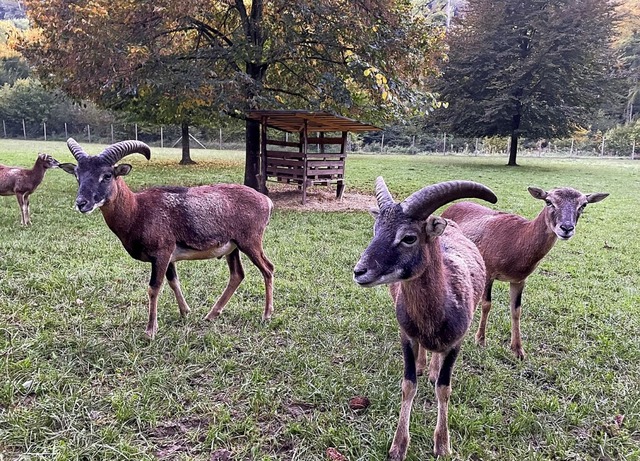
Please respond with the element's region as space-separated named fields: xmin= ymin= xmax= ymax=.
xmin=614 ymin=0 xmax=640 ymax=123
xmin=434 ymin=0 xmax=618 ymax=165
xmin=19 ymin=0 xmax=445 ymax=190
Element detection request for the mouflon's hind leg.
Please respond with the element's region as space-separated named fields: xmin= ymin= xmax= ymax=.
xmin=416 ymin=345 xmax=427 ymax=376
xmin=509 ymin=281 xmax=526 ymax=360
xmin=239 ymin=244 xmax=274 ymax=320
xmin=203 ymin=248 xmax=244 ymax=321
xmin=166 ymin=262 xmax=190 ymax=317
xmin=146 ymin=255 xmax=171 ymax=339
xmin=475 ymin=278 xmax=494 ymax=346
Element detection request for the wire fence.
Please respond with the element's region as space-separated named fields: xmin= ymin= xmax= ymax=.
xmin=2 ymin=118 xmax=638 ymax=159
xmin=364 ymin=133 xmax=640 ymax=159
xmin=0 ymin=120 xmax=246 ymax=150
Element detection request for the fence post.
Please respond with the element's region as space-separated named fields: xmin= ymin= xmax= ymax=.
xmin=570 ymin=138 xmax=574 ymax=156
xmin=135 ymin=123 xmax=138 ymax=141
xmin=87 ymin=124 xmax=91 ymax=143
xmin=381 ymin=133 xmax=385 ymax=152
xmin=600 ymin=136 xmax=605 ymax=157
xmin=64 ymin=122 xmax=68 ymax=139
xmin=160 ymin=126 xmax=164 ymax=148
xmin=443 ymin=133 xmax=447 ymax=153
xmin=43 ymin=122 xmax=47 ymax=141
xmin=111 ymin=124 xmax=114 ymax=143
xmin=22 ymin=119 xmax=26 ymax=139
xmin=2 ymin=120 xmax=5 ymax=138
xmin=632 ymin=139 xmax=636 ymax=160
xmin=219 ymin=128 xmax=222 ymax=150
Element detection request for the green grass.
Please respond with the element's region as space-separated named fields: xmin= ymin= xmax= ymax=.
xmin=1 ymin=139 xmax=640 ymax=460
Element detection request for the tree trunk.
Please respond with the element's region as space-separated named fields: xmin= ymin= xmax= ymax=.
xmin=179 ymin=121 xmax=196 ymax=165
xmin=241 ymin=0 xmax=267 ymax=193
xmin=245 ymin=118 xmax=267 ymax=193
xmin=508 ymin=131 xmax=519 ymax=166
xmin=507 ymin=113 xmax=521 ymax=166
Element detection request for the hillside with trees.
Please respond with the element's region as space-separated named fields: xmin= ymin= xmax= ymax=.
xmin=433 ymin=0 xmax=618 ymax=165
xmin=0 ymin=0 xmax=636 ymax=161
xmin=18 ymin=0 xmax=446 ymax=191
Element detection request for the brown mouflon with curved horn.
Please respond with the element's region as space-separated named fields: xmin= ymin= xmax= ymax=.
xmin=0 ymin=153 xmax=60 ymax=225
xmin=442 ymin=186 xmax=608 ymax=359
xmin=60 ymin=138 xmax=274 ymax=339
xmin=353 ymin=177 xmax=497 ymax=458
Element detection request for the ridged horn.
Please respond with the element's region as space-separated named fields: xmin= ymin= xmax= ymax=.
xmin=99 ymin=140 xmax=151 ymax=165
xmin=375 ymin=176 xmax=395 ymax=209
xmin=401 ymin=180 xmax=497 ymax=220
xmin=67 ymin=138 xmax=88 ymax=160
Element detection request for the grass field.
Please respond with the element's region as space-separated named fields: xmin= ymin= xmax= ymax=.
xmin=1 ymin=139 xmax=639 ymax=460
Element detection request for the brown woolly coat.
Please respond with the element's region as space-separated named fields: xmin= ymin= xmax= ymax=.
xmin=391 ymin=221 xmax=486 ymax=352
xmin=442 ymin=202 xmax=556 ymax=283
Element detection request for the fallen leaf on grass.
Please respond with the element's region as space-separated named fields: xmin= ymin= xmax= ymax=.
xmin=326 ymin=447 xmax=348 ymax=461
xmin=348 ymin=396 xmax=370 ymax=410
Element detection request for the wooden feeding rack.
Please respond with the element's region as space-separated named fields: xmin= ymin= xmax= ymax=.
xmin=246 ymin=110 xmax=380 ymax=204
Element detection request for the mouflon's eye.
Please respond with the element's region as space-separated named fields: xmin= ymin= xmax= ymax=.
xmin=401 ymin=235 xmax=418 ymax=245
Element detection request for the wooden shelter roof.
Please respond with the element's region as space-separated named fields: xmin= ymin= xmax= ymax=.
xmin=246 ymin=110 xmax=381 ymax=133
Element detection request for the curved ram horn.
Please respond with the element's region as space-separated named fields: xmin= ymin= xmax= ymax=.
xmin=401 ymin=180 xmax=497 ymax=221
xmin=375 ymin=176 xmax=395 ymax=209
xmin=67 ymin=138 xmax=88 ymax=160
xmin=99 ymin=140 xmax=151 ymax=165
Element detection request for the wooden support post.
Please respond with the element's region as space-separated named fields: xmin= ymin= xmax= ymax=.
xmin=64 ymin=122 xmax=68 ymax=139
xmin=260 ymin=117 xmax=268 ymax=192
xmin=2 ymin=120 xmax=6 ymax=138
xmin=302 ymin=121 xmax=309 ymax=204
xmin=600 ymin=136 xmax=605 ymax=157
xmin=160 ymin=126 xmax=164 ymax=148
xmin=632 ymin=139 xmax=636 ymax=160
xmin=22 ymin=119 xmax=26 ymax=139
xmin=135 ymin=123 xmax=138 ymax=141
xmin=43 ymin=122 xmax=47 ymax=141
xmin=336 ymin=131 xmax=347 ymax=200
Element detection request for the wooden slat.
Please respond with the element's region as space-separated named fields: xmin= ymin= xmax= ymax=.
xmin=266 ymin=158 xmax=306 ymax=168
xmin=305 ymin=168 xmax=344 ymax=176
xmin=266 ymin=139 xmax=300 ymax=148
xmin=267 ymin=176 xmax=342 ymax=186
xmin=306 ymin=137 xmax=344 ymax=145
xmin=305 ymin=153 xmax=345 ymax=159
xmin=266 ymin=150 xmax=304 ymax=159
xmin=305 ymin=160 xmax=345 ymax=168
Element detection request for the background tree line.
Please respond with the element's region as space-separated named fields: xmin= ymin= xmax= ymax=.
xmin=0 ymin=0 xmax=638 ymax=172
